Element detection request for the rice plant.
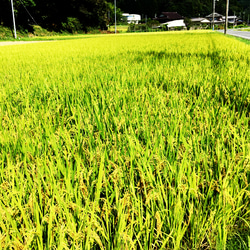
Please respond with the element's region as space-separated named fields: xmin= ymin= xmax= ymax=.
xmin=0 ymin=31 xmax=249 ymax=249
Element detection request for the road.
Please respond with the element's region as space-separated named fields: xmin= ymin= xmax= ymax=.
xmin=218 ymin=29 xmax=250 ymax=40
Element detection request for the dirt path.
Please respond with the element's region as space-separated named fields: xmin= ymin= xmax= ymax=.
xmin=0 ymin=40 xmax=54 ymax=46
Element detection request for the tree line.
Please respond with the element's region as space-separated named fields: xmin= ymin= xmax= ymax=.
xmin=0 ymin=0 xmax=249 ymax=32
xmin=116 ymin=0 xmax=249 ymax=20
xmin=0 ymin=0 xmax=108 ymax=32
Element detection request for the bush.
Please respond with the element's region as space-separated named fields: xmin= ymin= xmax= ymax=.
xmin=86 ymin=27 xmax=101 ymax=34
xmin=235 ymin=23 xmax=248 ymax=28
xmin=33 ymin=25 xmax=57 ymax=36
xmin=61 ymin=17 xmax=83 ymax=33
xmin=162 ymin=24 xmax=168 ymax=31
xmin=184 ymin=17 xmax=192 ymax=30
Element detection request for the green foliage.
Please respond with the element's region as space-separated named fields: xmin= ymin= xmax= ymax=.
xmin=161 ymin=23 xmax=168 ymax=31
xmin=147 ymin=19 xmax=160 ymax=28
xmin=127 ymin=22 xmax=160 ymax=32
xmin=107 ymin=2 xmax=123 ymax=25
xmin=184 ymin=17 xmax=192 ymax=30
xmin=32 ymin=25 xmax=59 ymax=36
xmin=235 ymin=24 xmax=249 ymax=28
xmin=0 ymin=0 xmax=109 ymax=32
xmin=108 ymin=0 xmax=247 ymax=19
xmin=0 ymin=25 xmax=14 ymax=39
xmin=14 ymin=0 xmax=36 ymax=8
xmin=61 ymin=17 xmax=83 ymax=33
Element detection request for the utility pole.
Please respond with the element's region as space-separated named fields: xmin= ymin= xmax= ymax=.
xmin=114 ymin=0 xmax=116 ymax=34
xmin=212 ymin=0 xmax=220 ymax=31
xmin=212 ymin=0 xmax=215 ymax=31
xmin=10 ymin=0 xmax=17 ymax=39
xmin=224 ymin=0 xmax=229 ymax=35
xmin=233 ymin=11 xmax=235 ymax=29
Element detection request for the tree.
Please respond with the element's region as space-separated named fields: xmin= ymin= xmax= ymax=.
xmin=107 ymin=2 xmax=122 ymax=25
xmin=0 ymin=0 xmax=249 ymax=32
xmin=34 ymin=0 xmax=108 ymax=31
xmin=239 ymin=0 xmax=250 ymax=19
xmin=0 ymin=0 xmax=36 ymax=27
xmin=75 ymin=0 xmax=108 ymax=30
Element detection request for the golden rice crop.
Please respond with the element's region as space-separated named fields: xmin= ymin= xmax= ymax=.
xmin=0 ymin=31 xmax=249 ymax=249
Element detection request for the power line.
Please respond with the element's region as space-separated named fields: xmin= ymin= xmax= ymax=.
xmin=10 ymin=0 xmax=39 ymax=39
xmin=19 ymin=0 xmax=38 ymax=25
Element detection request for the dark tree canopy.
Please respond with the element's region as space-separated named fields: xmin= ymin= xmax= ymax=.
xmin=0 ymin=0 xmax=249 ymax=31
xmin=109 ymin=0 xmax=248 ymax=18
xmin=0 ymin=0 xmax=109 ymax=31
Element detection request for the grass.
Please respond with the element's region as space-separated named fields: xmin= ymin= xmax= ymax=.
xmin=0 ymin=31 xmax=249 ymax=249
xmin=240 ymin=28 xmax=250 ymax=31
xmin=230 ymin=36 xmax=250 ymax=45
xmin=0 ymin=25 xmax=100 ymax=41
xmin=108 ymin=25 xmax=129 ymax=33
xmin=216 ymin=31 xmax=250 ymax=45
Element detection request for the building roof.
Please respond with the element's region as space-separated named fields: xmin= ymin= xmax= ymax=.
xmin=191 ymin=18 xmax=204 ymax=22
xmin=222 ymin=16 xmax=237 ymax=19
xmin=191 ymin=17 xmax=210 ymax=23
xmin=160 ymin=19 xmax=186 ymax=28
xmin=200 ymin=19 xmax=210 ymax=23
xmin=206 ymin=12 xmax=223 ymax=18
xmin=154 ymin=12 xmax=184 ymax=22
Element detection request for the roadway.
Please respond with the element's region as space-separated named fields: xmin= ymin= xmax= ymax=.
xmin=218 ymin=29 xmax=250 ymax=40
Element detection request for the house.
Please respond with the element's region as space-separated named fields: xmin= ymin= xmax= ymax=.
xmin=206 ymin=13 xmax=224 ymax=24
xmin=154 ymin=12 xmax=184 ymax=23
xmin=222 ymin=16 xmax=237 ymax=25
xmin=160 ymin=19 xmax=186 ymax=30
xmin=122 ymin=13 xmax=141 ymax=24
xmin=190 ymin=17 xmax=212 ymax=29
xmin=206 ymin=13 xmax=240 ymax=26
xmin=190 ymin=17 xmax=210 ymax=24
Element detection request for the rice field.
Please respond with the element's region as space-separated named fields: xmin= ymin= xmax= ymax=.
xmin=0 ymin=31 xmax=249 ymax=249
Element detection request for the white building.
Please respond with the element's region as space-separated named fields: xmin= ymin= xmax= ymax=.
xmin=222 ymin=16 xmax=237 ymax=24
xmin=190 ymin=18 xmax=210 ymax=24
xmin=122 ymin=13 xmax=141 ymax=24
xmin=160 ymin=19 xmax=186 ymax=29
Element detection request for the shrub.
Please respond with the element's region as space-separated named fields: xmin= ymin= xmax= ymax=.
xmin=61 ymin=17 xmax=83 ymax=33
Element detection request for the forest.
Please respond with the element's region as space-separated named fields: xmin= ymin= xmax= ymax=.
xmin=117 ymin=0 xmax=249 ymax=20
xmin=0 ymin=0 xmax=249 ymax=33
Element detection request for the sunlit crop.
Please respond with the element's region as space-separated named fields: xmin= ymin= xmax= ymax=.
xmin=0 ymin=31 xmax=249 ymax=249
